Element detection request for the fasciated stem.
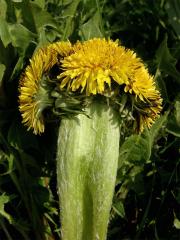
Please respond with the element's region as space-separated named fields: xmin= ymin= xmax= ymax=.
xmin=57 ymin=101 xmax=120 ymax=240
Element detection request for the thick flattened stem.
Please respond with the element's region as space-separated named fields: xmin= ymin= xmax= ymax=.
xmin=57 ymin=102 xmax=120 ymax=240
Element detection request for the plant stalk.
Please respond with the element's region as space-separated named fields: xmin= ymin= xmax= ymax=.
xmin=57 ymin=101 xmax=120 ymax=240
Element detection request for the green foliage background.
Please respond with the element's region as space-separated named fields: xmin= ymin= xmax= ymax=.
xmin=0 ymin=0 xmax=180 ymax=239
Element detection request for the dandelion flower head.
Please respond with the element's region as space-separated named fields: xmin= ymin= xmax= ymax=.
xmin=58 ymin=38 xmax=162 ymax=131
xmin=19 ymin=42 xmax=72 ymax=134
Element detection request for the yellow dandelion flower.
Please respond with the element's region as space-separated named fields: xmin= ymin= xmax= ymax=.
xmin=19 ymin=42 xmax=72 ymax=134
xmin=124 ymin=65 xmax=162 ymax=131
xmin=58 ymin=38 xmax=143 ymax=95
xmin=58 ymin=38 xmax=162 ymax=132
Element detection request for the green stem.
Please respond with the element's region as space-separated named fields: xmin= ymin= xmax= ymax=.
xmin=57 ymin=101 xmax=120 ymax=240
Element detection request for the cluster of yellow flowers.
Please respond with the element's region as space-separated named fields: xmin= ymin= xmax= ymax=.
xmin=19 ymin=38 xmax=162 ymax=134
